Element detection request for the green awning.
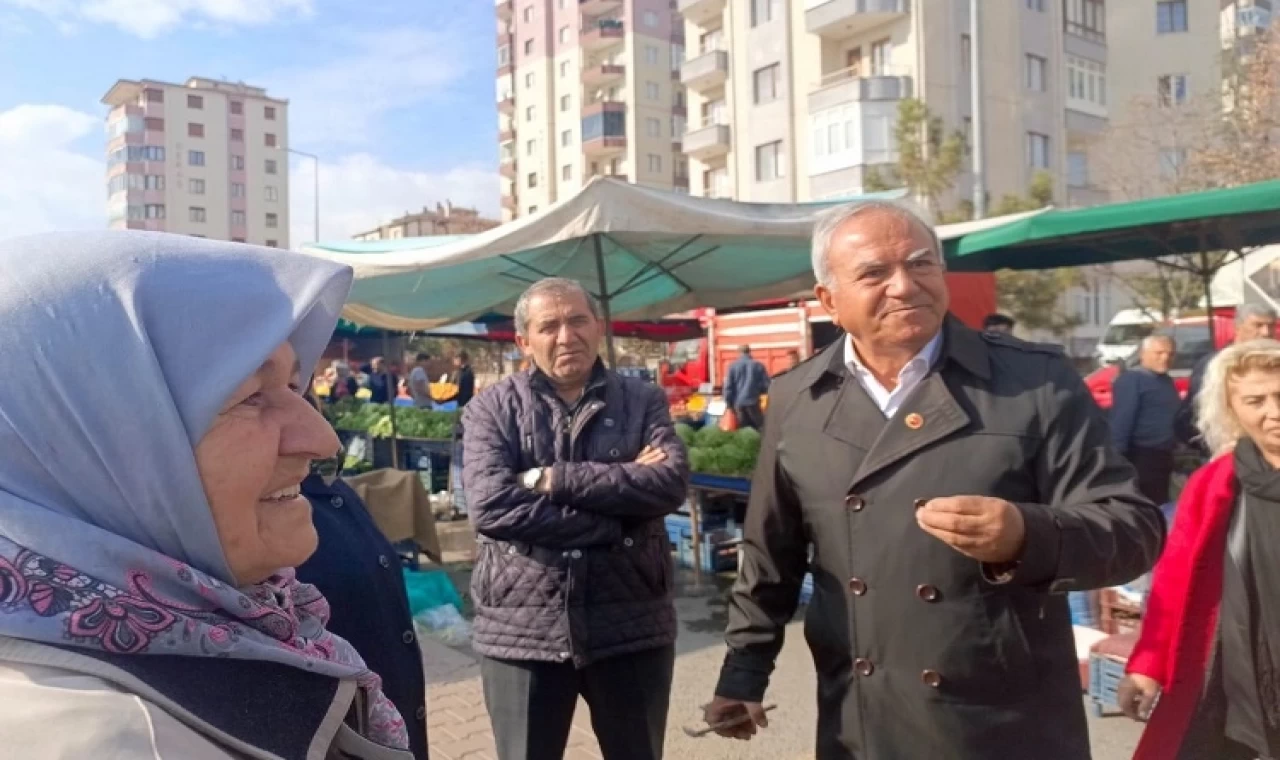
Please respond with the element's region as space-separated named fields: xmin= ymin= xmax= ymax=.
xmin=944 ymin=179 xmax=1280 ymax=272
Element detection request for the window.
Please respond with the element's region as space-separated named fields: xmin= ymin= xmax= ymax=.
xmin=189 ymin=207 xmax=206 ymax=223
xmin=561 ymin=129 xmax=572 ymax=147
xmin=671 ymin=114 xmax=686 ymax=138
xmin=188 ymin=122 xmax=204 ymax=137
xmin=560 ymin=94 xmax=570 ymax=112
xmin=646 ymin=117 xmax=662 ymax=137
xmin=526 ymin=138 xmax=536 ymax=156
xmin=525 ymin=72 xmax=535 ymax=89
xmin=265 ymin=212 xmax=279 ymax=229
xmin=645 ymin=45 xmax=659 ymax=65
xmin=1066 ymin=56 xmax=1107 ymax=114
xmin=188 ymin=150 xmax=205 ymax=166
xmin=1025 ymin=0 xmax=1044 ymax=10
xmin=1157 ymin=1 xmax=1188 ymax=33
xmin=1157 ymin=74 xmax=1188 ymax=106
xmin=144 ymin=88 xmax=163 ymax=103
xmin=871 ymin=38 xmax=891 ymax=76
xmin=522 ymin=6 xmax=533 ymax=22
xmin=753 ymin=64 xmax=780 ymax=104
xmin=751 ymin=0 xmax=776 ymax=26
xmin=562 ymin=164 xmax=573 ymax=181
xmin=526 ymin=105 xmax=536 ymax=122
xmin=231 ymin=210 xmax=246 ymax=226
xmin=647 ymin=154 xmax=662 ymax=172
xmin=264 ymin=106 xmax=276 ymax=120
xmin=230 ymin=101 xmax=243 ymax=115
xmin=230 ymin=155 xmax=245 ymax=170
xmin=1159 ymin=148 xmax=1187 ymax=179
xmin=1067 ymin=151 xmax=1088 ymax=187
xmin=264 ymin=133 xmax=277 ymax=147
xmin=1026 ymin=132 xmax=1050 ymax=169
xmin=755 ymin=141 xmax=785 ymax=181
xmin=140 ymin=117 xmax=163 ymax=134
xmin=643 ymin=10 xmax=658 ymax=27
xmin=144 ymin=174 xmax=163 ymax=190
xmin=230 ymin=128 xmax=243 ymax=142
xmin=671 ymin=44 xmax=684 ymax=71
xmin=960 ymin=34 xmax=971 ymax=75
xmin=145 ymin=204 xmax=165 ymax=219
xmin=560 ymin=60 xmax=570 ymax=77
xmin=189 ymin=178 xmax=205 ymax=194
xmin=524 ymin=39 xmax=534 ymax=55
xmin=1064 ymin=0 xmax=1106 ymax=41
xmin=187 ymin=94 xmax=203 ymax=109
xmin=527 ymin=172 xmax=538 ymax=188
xmin=265 ymin=240 xmax=279 ymax=248
xmin=265 ymin=186 xmax=279 ymax=201
xmin=265 ymin=159 xmax=277 ymax=175
xmin=1025 ymin=54 xmax=1047 ymax=91
xmin=559 ymin=26 xmax=570 ymax=44
xmin=528 ymin=206 xmax=538 ymax=215
xmin=646 ymin=81 xmax=660 ymax=100
xmin=231 ymin=182 xmax=245 ymax=198
xmin=498 ymin=45 xmax=510 ymax=66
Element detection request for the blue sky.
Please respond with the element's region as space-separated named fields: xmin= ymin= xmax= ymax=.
xmin=0 ymin=0 xmax=502 ymax=244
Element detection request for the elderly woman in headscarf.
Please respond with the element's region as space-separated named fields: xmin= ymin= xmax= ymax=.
xmin=0 ymin=232 xmax=411 ymax=759
xmin=1119 ymin=338 xmax=1280 ymax=760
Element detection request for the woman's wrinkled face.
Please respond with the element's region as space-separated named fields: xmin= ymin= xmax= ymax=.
xmin=1229 ymin=367 xmax=1280 ymax=459
xmin=195 ymin=342 xmax=339 ymax=586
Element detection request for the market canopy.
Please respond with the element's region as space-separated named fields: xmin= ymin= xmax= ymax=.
xmin=944 ymin=179 xmax=1280 ymax=272
xmin=303 ymin=177 xmax=1042 ymax=334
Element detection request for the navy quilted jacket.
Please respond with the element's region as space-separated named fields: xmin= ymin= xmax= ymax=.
xmin=460 ymin=364 xmax=690 ymax=667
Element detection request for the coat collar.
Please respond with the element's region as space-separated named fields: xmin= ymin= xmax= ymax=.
xmin=800 ymin=315 xmax=991 ymax=390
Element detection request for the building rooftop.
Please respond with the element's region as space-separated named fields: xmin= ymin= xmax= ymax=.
xmin=101 ymin=77 xmax=287 ymax=107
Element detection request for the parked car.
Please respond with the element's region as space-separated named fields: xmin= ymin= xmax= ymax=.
xmin=1084 ymin=321 xmax=1216 ymax=409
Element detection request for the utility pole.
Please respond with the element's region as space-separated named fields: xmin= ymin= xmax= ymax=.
xmin=288 ymin=148 xmax=321 ymax=243
xmin=970 ymin=0 xmax=987 ymax=219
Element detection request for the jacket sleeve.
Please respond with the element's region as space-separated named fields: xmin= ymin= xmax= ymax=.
xmin=1108 ymin=372 xmax=1139 ymax=453
xmin=714 ymin=385 xmax=807 ymax=702
xmin=994 ymin=357 xmax=1166 ymax=592
xmin=723 ymin=363 xmax=740 ymax=407
xmin=462 ymin=390 xmax=622 ymax=548
xmin=550 ymin=385 xmax=690 ymax=518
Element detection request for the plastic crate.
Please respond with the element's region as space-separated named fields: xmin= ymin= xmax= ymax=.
xmin=1087 ymin=652 xmax=1127 ymax=717
xmin=676 ymin=530 xmax=739 ymax=573
xmin=664 ymin=510 xmax=733 ymax=546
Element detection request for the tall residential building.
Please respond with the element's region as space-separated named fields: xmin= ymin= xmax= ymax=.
xmin=679 ymin=0 xmax=1101 ymax=209
xmin=352 ymin=202 xmax=501 ymax=241
xmin=496 ymin=0 xmax=688 ymax=222
xmin=101 ymin=77 xmax=290 ymax=248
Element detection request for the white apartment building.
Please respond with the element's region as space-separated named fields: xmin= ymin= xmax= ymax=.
xmin=497 ymin=0 xmax=688 ymax=221
xmin=101 ymin=77 xmax=290 ymax=248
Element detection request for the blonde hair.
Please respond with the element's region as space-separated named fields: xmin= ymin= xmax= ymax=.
xmin=1197 ymin=338 xmax=1280 ymax=455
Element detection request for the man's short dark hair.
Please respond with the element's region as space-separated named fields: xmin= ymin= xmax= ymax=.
xmin=983 ymin=314 xmax=1015 ymax=331
xmin=457 ymin=350 xmax=469 ymax=362
xmin=740 ymin=345 xmax=751 ymax=355
xmin=416 ymin=352 xmax=430 ymax=362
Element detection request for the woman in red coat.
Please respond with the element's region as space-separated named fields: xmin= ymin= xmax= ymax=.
xmin=1119 ymin=339 xmax=1280 ymax=760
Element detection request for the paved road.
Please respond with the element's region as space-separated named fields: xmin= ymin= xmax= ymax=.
xmin=420 ymin=572 xmax=1142 ymax=760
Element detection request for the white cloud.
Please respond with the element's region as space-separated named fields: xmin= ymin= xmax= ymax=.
xmin=263 ymin=27 xmax=470 ymax=149
xmin=0 ymin=104 xmax=106 ymax=236
xmin=289 ymin=152 xmax=499 ymax=246
xmin=0 ymin=0 xmax=312 ymax=38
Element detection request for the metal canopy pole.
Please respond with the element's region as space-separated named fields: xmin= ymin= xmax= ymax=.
xmin=382 ymin=329 xmax=400 ymax=467
xmin=593 ymin=234 xmax=619 ymax=368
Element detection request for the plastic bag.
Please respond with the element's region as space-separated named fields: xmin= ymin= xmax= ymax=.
xmin=414 ymin=604 xmax=471 ymax=647
xmin=718 ymin=408 xmax=738 ymax=432
xmin=402 ymin=569 xmax=463 ymax=616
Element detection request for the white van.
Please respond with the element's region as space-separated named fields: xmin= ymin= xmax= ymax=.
xmin=1094 ymin=308 xmax=1157 ymax=367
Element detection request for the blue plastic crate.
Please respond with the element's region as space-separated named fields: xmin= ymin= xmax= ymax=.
xmin=664 ymin=511 xmax=732 ymax=545
xmin=1087 ymin=651 xmax=1127 ymax=717
xmin=675 ymin=531 xmax=738 ymax=573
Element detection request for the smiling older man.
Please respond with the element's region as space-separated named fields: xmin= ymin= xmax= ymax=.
xmin=701 ymin=200 xmax=1166 ymax=759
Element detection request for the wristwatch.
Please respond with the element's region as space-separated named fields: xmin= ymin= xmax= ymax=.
xmin=521 ymin=467 xmax=544 ymax=491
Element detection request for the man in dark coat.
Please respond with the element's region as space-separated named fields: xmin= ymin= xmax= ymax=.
xmin=444 ymin=350 xmax=476 ymax=408
xmin=1110 ymin=335 xmax=1180 ymax=505
xmin=702 ymin=201 xmax=1166 ymax=759
xmin=461 ymin=277 xmax=690 ymax=760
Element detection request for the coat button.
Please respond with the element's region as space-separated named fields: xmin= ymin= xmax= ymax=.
xmin=379 ymin=555 xmax=392 ymax=569
xmin=609 ymin=448 xmax=620 ymax=457
xmin=559 ymin=651 xmax=571 ymax=660
xmin=913 ymin=498 xmax=929 ymax=509
xmin=570 ymin=549 xmax=582 ymax=559
xmin=415 ymin=705 xmax=426 ymax=720
xmin=402 ymin=630 xmax=416 ymax=645
xmin=847 ymin=578 xmax=867 ymax=596
xmin=854 ymin=658 xmax=874 ymax=676
xmin=921 ymin=669 xmax=942 ymax=688
xmin=845 ymin=494 xmax=865 ymax=511
xmin=623 ymin=538 xmax=634 ymax=547
xmin=916 ymin=584 xmax=940 ymax=602
xmin=508 ymin=546 xmax=518 ymax=555
xmin=330 ymin=496 xmax=345 ymax=508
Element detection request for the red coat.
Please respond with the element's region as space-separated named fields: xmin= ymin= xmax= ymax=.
xmin=1127 ymin=454 xmax=1237 ymax=760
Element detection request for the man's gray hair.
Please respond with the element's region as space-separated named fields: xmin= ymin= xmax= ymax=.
xmin=1236 ymin=302 xmax=1277 ymax=325
xmin=1140 ymin=334 xmax=1176 ymax=350
xmin=811 ymin=199 xmax=944 ymax=289
xmin=513 ymin=277 xmax=602 ymax=338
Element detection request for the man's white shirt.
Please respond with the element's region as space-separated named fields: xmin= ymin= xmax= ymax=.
xmin=843 ymin=331 xmax=943 ymax=418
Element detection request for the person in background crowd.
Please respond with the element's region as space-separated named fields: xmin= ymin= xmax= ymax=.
xmin=462 ymin=277 xmax=690 ymax=760
xmin=331 ymin=360 xmax=359 ymax=401
xmin=408 ymin=352 xmax=433 ymax=408
xmin=442 ymin=350 xmax=476 ymax=408
xmin=0 ymin=231 xmax=409 ymax=758
xmin=703 ymin=200 xmax=1163 ymax=759
xmin=1179 ymin=304 xmax=1278 ymax=453
xmin=1120 ymin=339 xmax=1280 ymax=760
xmin=783 ymin=349 xmax=802 ymax=372
xmin=297 ymin=393 xmax=428 ymax=760
xmin=722 ymin=345 xmax=770 ymax=429
xmin=982 ymin=313 xmax=1017 ymax=335
xmin=363 ymin=356 xmax=397 ymax=405
xmin=1111 ymin=335 xmax=1181 ymax=505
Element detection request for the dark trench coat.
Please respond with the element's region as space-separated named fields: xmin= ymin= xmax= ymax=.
xmin=715 ymin=318 xmax=1166 ymax=760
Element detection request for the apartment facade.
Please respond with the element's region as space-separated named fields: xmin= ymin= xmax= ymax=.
xmin=101 ymin=77 xmax=290 ymax=247
xmin=352 ymin=203 xmax=501 ymax=240
xmin=496 ymin=0 xmax=688 ymax=221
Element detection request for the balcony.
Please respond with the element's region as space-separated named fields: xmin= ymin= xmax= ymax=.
xmin=582 ymin=101 xmax=627 ymax=157
xmin=579 ymin=0 xmax=623 ymax=14
xmin=583 ymin=63 xmax=626 ymax=87
xmin=805 ymin=0 xmax=909 ymax=38
xmin=682 ymin=122 xmax=731 ymax=160
xmin=808 ymin=72 xmax=912 ymax=113
xmin=499 ymin=128 xmax=515 ymax=143
xmin=582 ymin=20 xmax=624 ymax=52
xmin=496 ymin=0 xmax=512 ymax=22
xmin=498 ymin=94 xmax=515 ymax=114
xmin=680 ymin=50 xmax=729 ymax=92
xmin=500 ymin=160 xmax=516 ymax=179
xmin=501 ymin=195 xmax=517 ymax=212
xmin=679 ymin=0 xmax=726 ymax=27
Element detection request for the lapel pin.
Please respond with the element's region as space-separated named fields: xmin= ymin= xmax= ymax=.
xmin=904 ymin=413 xmax=924 ymax=430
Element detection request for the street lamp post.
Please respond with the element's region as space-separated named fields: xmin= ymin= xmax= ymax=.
xmin=287 ymin=148 xmax=320 ymax=244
